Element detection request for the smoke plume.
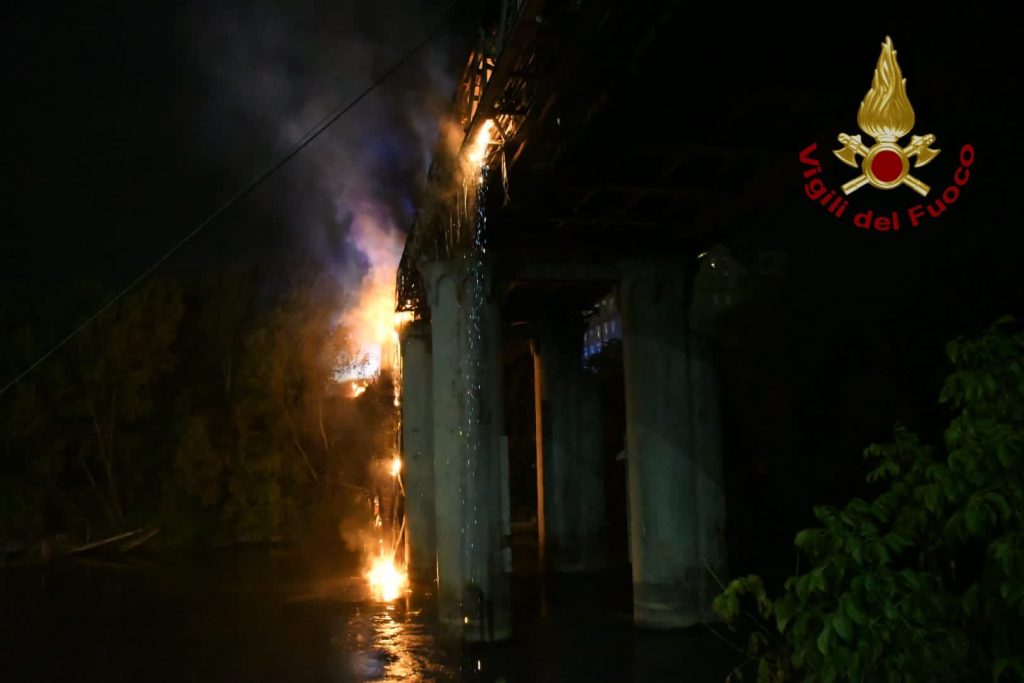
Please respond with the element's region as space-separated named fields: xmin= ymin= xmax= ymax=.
xmin=188 ymin=0 xmax=455 ymax=329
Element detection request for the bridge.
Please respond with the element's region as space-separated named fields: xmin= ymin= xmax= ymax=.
xmin=394 ymin=0 xmax=797 ymax=641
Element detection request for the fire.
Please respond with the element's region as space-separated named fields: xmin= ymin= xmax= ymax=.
xmin=466 ymin=119 xmax=495 ymax=167
xmin=392 ymin=311 xmax=414 ymax=345
xmin=349 ymin=380 xmax=369 ymax=398
xmin=390 ymin=456 xmax=402 ymax=477
xmin=366 ymin=553 xmax=408 ymax=602
xmin=334 ymin=208 xmax=410 ymax=393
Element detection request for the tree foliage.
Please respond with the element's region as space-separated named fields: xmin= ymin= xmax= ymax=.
xmin=1 ymin=268 xmax=385 ymax=549
xmin=1 ymin=279 xmax=183 ymax=536
xmin=714 ymin=318 xmax=1024 ymax=682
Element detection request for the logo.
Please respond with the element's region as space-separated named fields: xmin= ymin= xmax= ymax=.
xmin=799 ymin=36 xmax=974 ymax=232
xmin=833 ymin=36 xmax=939 ymax=196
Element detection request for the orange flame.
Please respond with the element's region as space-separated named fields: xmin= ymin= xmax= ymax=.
xmin=366 ymin=553 xmax=408 ymax=602
xmin=466 ymin=119 xmax=495 ymax=168
xmin=334 ymin=208 xmax=408 ymax=392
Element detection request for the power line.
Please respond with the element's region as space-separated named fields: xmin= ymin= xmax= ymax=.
xmin=1 ymin=0 xmax=456 ymax=397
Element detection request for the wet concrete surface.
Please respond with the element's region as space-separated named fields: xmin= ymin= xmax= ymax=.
xmin=0 ymin=551 xmax=738 ymax=681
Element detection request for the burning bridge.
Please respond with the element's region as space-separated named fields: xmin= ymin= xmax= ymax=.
xmin=394 ymin=0 xmax=793 ymax=641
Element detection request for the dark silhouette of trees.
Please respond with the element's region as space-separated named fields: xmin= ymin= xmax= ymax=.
xmin=1 ymin=267 xmax=386 ymax=550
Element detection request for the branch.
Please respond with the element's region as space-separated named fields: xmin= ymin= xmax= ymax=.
xmin=65 ymin=528 xmax=143 ymax=555
xmin=318 ymin=400 xmax=330 ymax=453
xmin=77 ymin=448 xmax=110 ymax=522
xmin=290 ymin=432 xmax=320 ymax=485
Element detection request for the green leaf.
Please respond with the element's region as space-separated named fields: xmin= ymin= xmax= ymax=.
xmin=883 ymin=530 xmax=913 ymax=555
xmin=991 ymin=538 xmax=1018 ymax=575
xmin=917 ymin=483 xmax=942 ymax=513
xmin=984 ymin=492 xmax=1011 ymax=520
xmin=795 ymin=574 xmax=810 ymax=601
xmin=864 ymin=574 xmax=878 ymax=598
xmin=775 ymin=596 xmax=795 ymax=632
xmin=712 ymin=591 xmax=739 ymax=621
xmin=817 ymin=622 xmax=833 ymax=655
xmin=847 ymin=650 xmax=862 ymax=681
xmin=795 ymin=528 xmax=819 ymax=549
xmin=842 ymin=593 xmax=869 ymax=626
xmin=965 ymin=495 xmax=991 ymax=535
xmin=809 ymin=567 xmax=827 ymax=593
xmin=946 ymin=339 xmax=960 ymax=363
xmin=833 ymin=612 xmax=853 ymax=642
xmin=848 ymin=536 xmax=863 ymax=563
xmin=755 ymin=592 xmax=774 ymax=620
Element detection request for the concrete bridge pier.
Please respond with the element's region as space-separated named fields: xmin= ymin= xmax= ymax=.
xmin=399 ymin=319 xmax=436 ymax=582
xmin=422 ymin=258 xmax=511 ymax=642
xmin=687 ymin=329 xmax=728 ymax=621
xmin=532 ymin=319 xmax=606 ymax=573
xmin=617 ymin=257 xmax=727 ymax=628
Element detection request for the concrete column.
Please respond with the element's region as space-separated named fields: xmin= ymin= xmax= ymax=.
xmin=400 ymin=319 xmax=436 ymax=582
xmin=479 ymin=285 xmax=512 ymax=636
xmin=422 ymin=258 xmax=511 ymax=642
xmin=617 ymin=257 xmax=725 ymax=628
xmin=532 ymin=320 xmax=606 ymax=572
xmin=688 ymin=330 xmax=728 ymax=620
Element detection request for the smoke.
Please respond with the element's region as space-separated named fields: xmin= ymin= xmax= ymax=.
xmin=183 ymin=1 xmax=457 ymax=562
xmin=188 ymin=0 xmax=455 ymax=301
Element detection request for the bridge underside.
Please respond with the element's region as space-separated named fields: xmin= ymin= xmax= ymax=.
xmin=395 ymin=1 xmax=814 ymax=640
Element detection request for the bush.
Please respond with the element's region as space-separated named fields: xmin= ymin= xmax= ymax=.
xmin=714 ymin=318 xmax=1024 ymax=682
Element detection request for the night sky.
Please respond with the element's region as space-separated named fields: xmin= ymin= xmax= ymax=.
xmin=4 ymin=5 xmax=1019 ymax=286
xmin=2 ymin=0 xmax=464 ymax=299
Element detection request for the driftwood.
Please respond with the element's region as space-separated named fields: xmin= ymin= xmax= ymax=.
xmin=1 ymin=527 xmax=160 ymax=567
xmin=118 ymin=528 xmax=159 ymax=552
xmin=64 ymin=529 xmax=145 ymax=555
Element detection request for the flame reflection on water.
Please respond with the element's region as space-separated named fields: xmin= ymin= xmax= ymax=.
xmin=341 ymin=603 xmax=455 ymax=682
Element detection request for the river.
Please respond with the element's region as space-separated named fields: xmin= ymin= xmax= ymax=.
xmin=0 ymin=549 xmax=736 ymax=681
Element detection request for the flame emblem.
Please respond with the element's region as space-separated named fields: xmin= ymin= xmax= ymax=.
xmin=834 ymin=37 xmax=940 ymax=196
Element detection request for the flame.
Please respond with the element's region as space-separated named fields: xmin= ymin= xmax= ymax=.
xmin=466 ymin=119 xmax=495 ymax=167
xmin=390 ymin=456 xmax=402 ymax=477
xmin=393 ymin=311 xmax=414 ymax=343
xmin=349 ymin=380 xmax=369 ymax=398
xmin=857 ymin=36 xmax=915 ymax=142
xmin=334 ymin=207 xmax=408 ymax=390
xmin=366 ymin=553 xmax=408 ymax=602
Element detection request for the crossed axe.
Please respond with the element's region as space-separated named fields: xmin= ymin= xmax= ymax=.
xmin=834 ymin=133 xmax=940 ymax=196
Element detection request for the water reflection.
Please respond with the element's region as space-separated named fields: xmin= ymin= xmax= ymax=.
xmin=338 ymin=598 xmax=455 ymax=681
xmin=0 ymin=558 xmax=737 ymax=682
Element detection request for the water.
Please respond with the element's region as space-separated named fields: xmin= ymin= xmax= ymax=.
xmin=0 ymin=550 xmax=453 ymax=682
xmin=0 ymin=550 xmax=738 ymax=681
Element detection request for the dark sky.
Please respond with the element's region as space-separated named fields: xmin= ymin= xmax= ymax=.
xmin=2 ymin=2 xmax=1022 ymax=339
xmin=1 ymin=0 xmax=464 ymax=297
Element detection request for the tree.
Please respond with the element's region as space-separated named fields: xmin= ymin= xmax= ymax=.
xmin=68 ymin=279 xmax=184 ymax=530
xmin=0 ymin=279 xmax=184 ymax=538
xmin=714 ymin=318 xmax=1024 ymax=682
xmin=173 ymin=270 xmax=359 ymax=544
